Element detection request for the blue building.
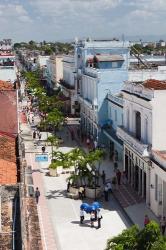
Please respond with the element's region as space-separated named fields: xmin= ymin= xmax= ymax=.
xmin=75 ymin=39 xmax=130 ymax=143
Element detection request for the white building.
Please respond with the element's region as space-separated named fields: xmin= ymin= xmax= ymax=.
xmin=46 ymin=55 xmax=63 ymax=89
xmin=37 ymin=55 xmax=50 ymax=68
xmin=117 ymin=79 xmax=166 ymax=213
xmin=150 ymin=151 xmax=166 ymax=217
xmin=60 ymin=55 xmax=79 ymax=115
xmin=0 ymin=39 xmax=17 ymax=83
xmin=129 ymin=66 xmax=166 ymax=82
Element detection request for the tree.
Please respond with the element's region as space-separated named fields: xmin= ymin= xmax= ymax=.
xmin=47 ymin=135 xmax=59 ymax=161
xmin=43 ymin=108 xmax=64 ymax=132
xmin=105 ymin=221 xmax=166 ymax=250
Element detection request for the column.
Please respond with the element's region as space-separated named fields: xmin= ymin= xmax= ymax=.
xmin=138 ymin=167 xmax=142 ymax=195
xmin=142 ymin=170 xmax=144 ymax=198
xmin=131 ymin=159 xmax=134 ymax=186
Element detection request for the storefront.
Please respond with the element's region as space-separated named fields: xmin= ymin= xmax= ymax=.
xmin=124 ymin=144 xmax=150 ymax=204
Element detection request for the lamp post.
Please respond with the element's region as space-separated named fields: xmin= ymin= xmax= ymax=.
xmin=94 ymin=161 xmax=101 ymax=201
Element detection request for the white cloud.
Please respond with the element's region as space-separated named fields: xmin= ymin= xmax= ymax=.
xmin=0 ymin=3 xmax=31 ymax=22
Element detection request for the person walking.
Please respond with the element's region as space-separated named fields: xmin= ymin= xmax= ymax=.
xmin=32 ymin=116 xmax=34 ymax=124
xmin=80 ymin=208 xmax=84 ymax=224
xmin=79 ymin=186 xmax=84 ymax=200
xmin=116 ymin=169 xmax=121 ymax=185
xmin=90 ymin=211 xmax=95 ymax=227
xmin=97 ymin=209 xmax=103 ymax=229
xmin=101 ymin=170 xmax=106 ymax=184
xmin=33 ymin=130 xmax=36 ymax=139
xmin=42 ymin=146 xmax=46 ymax=153
xmin=160 ymin=216 xmax=166 ymax=235
xmin=144 ymin=214 xmax=150 ymax=227
xmin=35 ymin=187 xmax=40 ymax=204
xmin=104 ymin=184 xmax=109 ymax=202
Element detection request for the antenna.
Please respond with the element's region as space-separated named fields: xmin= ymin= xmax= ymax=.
xmin=122 ymin=34 xmax=125 ymax=46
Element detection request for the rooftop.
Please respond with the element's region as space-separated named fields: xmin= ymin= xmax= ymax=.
xmin=143 ymin=79 xmax=166 ymax=90
xmin=0 ymin=89 xmax=18 ymax=135
xmin=0 ymin=80 xmax=13 ymax=90
xmin=0 ymin=132 xmax=17 ymax=185
xmin=96 ymin=54 xmax=124 ymax=62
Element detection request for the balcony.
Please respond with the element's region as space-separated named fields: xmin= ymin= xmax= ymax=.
xmin=59 ymin=79 xmax=75 ymax=90
xmin=117 ymin=126 xmax=150 ymax=157
xmin=84 ymin=67 xmax=99 ymax=78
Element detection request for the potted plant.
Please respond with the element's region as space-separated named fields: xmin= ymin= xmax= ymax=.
xmin=49 ymin=162 xmax=59 ymax=177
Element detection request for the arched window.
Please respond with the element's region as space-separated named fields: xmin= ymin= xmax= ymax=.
xmin=135 ymin=111 xmax=141 ymax=140
xmin=145 ymin=118 xmax=148 ymax=143
xmin=126 ymin=108 xmax=129 ymax=129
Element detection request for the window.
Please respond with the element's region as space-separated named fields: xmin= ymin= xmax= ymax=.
xmin=135 ymin=111 xmax=141 ymax=140
xmin=121 ymin=114 xmax=123 ymax=125
xmin=145 ymin=118 xmax=148 ymax=143
xmin=109 ymin=107 xmax=112 ymax=118
xmin=112 ymin=61 xmax=118 ymax=68
xmin=115 ymin=110 xmax=117 ymax=122
xmin=155 ymin=174 xmax=158 ymax=201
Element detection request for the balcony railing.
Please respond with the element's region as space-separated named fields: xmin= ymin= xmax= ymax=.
xmin=117 ymin=126 xmax=150 ymax=157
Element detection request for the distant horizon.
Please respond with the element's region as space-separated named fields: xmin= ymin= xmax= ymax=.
xmin=14 ymin=34 xmax=166 ymax=44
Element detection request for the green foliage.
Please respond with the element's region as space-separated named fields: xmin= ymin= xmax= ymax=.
xmin=106 ymin=225 xmax=139 ymax=250
xmin=137 ymin=221 xmax=161 ymax=250
xmin=105 ymin=221 xmax=166 ymax=250
xmin=44 ymin=108 xmax=64 ymax=130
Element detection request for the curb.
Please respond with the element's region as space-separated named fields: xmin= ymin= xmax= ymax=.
xmin=111 ymin=191 xmax=135 ymax=227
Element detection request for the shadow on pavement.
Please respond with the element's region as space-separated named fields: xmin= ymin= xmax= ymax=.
xmin=45 ymin=189 xmax=67 ymax=199
xmin=71 ymin=220 xmax=91 ymax=228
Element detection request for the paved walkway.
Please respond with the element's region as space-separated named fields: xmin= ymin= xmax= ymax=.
xmin=21 ymin=117 xmax=130 ymax=250
xmin=20 ymin=99 xmax=159 ymax=250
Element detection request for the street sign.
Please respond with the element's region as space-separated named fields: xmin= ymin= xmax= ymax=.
xmin=35 ymin=154 xmax=48 ymax=162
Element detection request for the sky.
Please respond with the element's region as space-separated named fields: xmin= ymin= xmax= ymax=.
xmin=0 ymin=0 xmax=166 ymax=42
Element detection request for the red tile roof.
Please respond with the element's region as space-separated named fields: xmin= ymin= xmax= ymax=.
xmin=144 ymin=79 xmax=166 ymax=90
xmin=0 ymin=134 xmax=17 ymax=185
xmin=0 ymin=90 xmax=18 ymax=135
xmin=0 ymin=80 xmax=13 ymax=90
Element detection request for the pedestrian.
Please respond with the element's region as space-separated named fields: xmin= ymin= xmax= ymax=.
xmin=90 ymin=211 xmax=95 ymax=227
xmin=101 ymin=170 xmax=106 ymax=184
xmin=104 ymin=184 xmax=109 ymax=201
xmin=116 ymin=169 xmax=121 ymax=185
xmin=94 ymin=140 xmax=98 ymax=149
xmin=79 ymin=186 xmax=84 ymax=200
xmin=107 ymin=182 xmax=112 ymax=192
xmin=122 ymin=171 xmax=127 ymax=185
xmin=160 ymin=216 xmax=166 ymax=235
xmin=38 ymin=133 xmax=42 ymax=140
xmin=42 ymin=146 xmax=45 ymax=153
xmin=97 ymin=209 xmax=103 ymax=229
xmin=67 ymin=181 xmax=70 ymax=192
xmin=86 ymin=138 xmax=90 ymax=147
xmin=33 ymin=130 xmax=36 ymax=139
xmin=66 ymin=131 xmax=69 ymax=140
xmin=35 ymin=187 xmax=40 ymax=204
xmin=80 ymin=208 xmax=84 ymax=224
xmin=144 ymin=214 xmax=150 ymax=227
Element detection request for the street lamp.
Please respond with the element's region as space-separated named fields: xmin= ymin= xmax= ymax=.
xmin=94 ymin=161 xmax=101 ymax=201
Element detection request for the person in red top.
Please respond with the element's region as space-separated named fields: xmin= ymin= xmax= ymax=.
xmin=144 ymin=214 xmax=150 ymax=227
